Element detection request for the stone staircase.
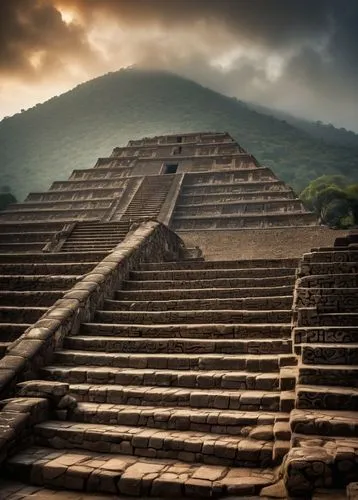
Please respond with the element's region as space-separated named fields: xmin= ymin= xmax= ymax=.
xmin=284 ymin=239 xmax=358 ymax=496
xmin=0 ymin=251 xmax=108 ymax=359
xmin=0 ymin=222 xmax=64 ymax=253
xmin=3 ymin=257 xmax=301 ymax=497
xmin=120 ymin=175 xmax=174 ymax=222
xmin=60 ymin=222 xmax=130 ymax=252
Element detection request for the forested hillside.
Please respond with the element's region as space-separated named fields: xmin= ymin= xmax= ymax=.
xmin=1 ymin=68 xmax=357 ymax=200
xmin=249 ymin=103 xmax=358 ymax=148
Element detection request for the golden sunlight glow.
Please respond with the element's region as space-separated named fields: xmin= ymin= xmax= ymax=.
xmin=57 ymin=7 xmax=76 ymax=25
xmin=29 ymin=51 xmax=46 ymax=69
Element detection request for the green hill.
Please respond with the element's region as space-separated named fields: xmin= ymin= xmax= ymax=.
xmin=248 ymin=102 xmax=358 ymax=148
xmin=1 ymin=68 xmax=357 ymax=200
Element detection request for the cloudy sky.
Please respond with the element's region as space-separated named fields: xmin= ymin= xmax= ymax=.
xmin=1 ymin=0 xmax=358 ymax=131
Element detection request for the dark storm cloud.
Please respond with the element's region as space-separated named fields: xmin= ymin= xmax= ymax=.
xmin=0 ymin=0 xmax=93 ymax=79
xmin=61 ymin=0 xmax=357 ymax=56
xmin=2 ymin=0 xmax=358 ymax=78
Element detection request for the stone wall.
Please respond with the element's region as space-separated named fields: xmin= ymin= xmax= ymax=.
xmin=0 ymin=221 xmax=183 ymax=400
xmin=178 ymin=227 xmax=347 ymax=260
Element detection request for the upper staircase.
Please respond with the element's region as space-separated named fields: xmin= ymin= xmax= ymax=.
xmin=60 ymin=221 xmax=130 ymax=253
xmin=120 ymin=175 xmax=174 ymax=222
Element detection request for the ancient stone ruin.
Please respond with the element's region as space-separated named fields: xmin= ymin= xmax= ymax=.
xmin=0 ymin=132 xmax=356 ymax=499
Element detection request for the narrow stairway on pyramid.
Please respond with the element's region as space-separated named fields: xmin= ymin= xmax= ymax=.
xmin=120 ymin=174 xmax=175 ymax=222
xmin=2 ymin=255 xmax=299 ymax=497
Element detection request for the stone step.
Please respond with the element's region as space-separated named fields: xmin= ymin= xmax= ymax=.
xmin=175 ymin=206 xmax=304 ymax=217
xmin=32 ymin=420 xmax=275 ymax=467
xmin=303 ymin=250 xmax=358 ymax=263
xmin=71 ymin=229 xmax=127 ymax=234
xmin=296 ymin=384 xmax=358 ymax=410
xmin=123 ymin=275 xmax=295 ymax=290
xmin=4 ymin=445 xmax=277 ymax=497
xmin=61 ymin=239 xmax=117 ymax=246
xmin=65 ymin=236 xmax=123 ymax=246
xmin=61 ymin=242 xmax=115 ymax=248
xmin=71 ymin=225 xmax=128 ymax=230
xmin=0 ymin=222 xmax=64 ymax=232
xmin=0 ymin=251 xmax=108 ymax=263
xmin=0 ymin=290 xmax=64 ymax=306
xmin=0 ymin=306 xmax=48 ymax=323
xmin=176 ymin=199 xmax=302 ymax=209
xmin=80 ymin=322 xmax=292 ymax=339
xmin=0 ymin=262 xmax=97 ymax=275
xmin=301 ymin=343 xmax=358 ymax=365
xmin=61 ymin=245 xmax=114 ymax=251
xmin=295 ymin=288 xmax=358 ymax=310
xmin=54 ymin=350 xmax=297 ymax=372
xmin=94 ymin=309 xmax=293 ymax=325
xmin=0 ymin=323 xmax=31 ymax=341
xmin=104 ymin=296 xmax=293 ymax=312
xmin=298 ymin=273 xmax=358 ymax=289
xmin=180 ymin=190 xmax=295 ymax=203
xmin=43 ymin=365 xmax=282 ymax=391
xmin=294 ymin=326 xmax=358 ymax=345
xmin=291 ymin=434 xmax=358 ymax=486
xmin=73 ymin=223 xmax=128 ymax=228
xmin=292 ymin=431 xmax=358 ymax=450
xmin=0 ymin=231 xmax=54 ymax=243
xmin=72 ymin=402 xmax=288 ymax=435
xmin=171 ymin=213 xmax=316 ymax=228
xmin=130 ymin=268 xmax=295 ymax=280
xmin=65 ymin=229 xmax=127 ymax=240
xmin=298 ymin=364 xmax=358 ymax=387
xmin=140 ymin=258 xmax=299 ymax=270
xmin=0 ymin=275 xmax=78 ymax=291
xmin=298 ymin=262 xmax=358 ymax=276
xmin=63 ymin=336 xmax=292 ymax=355
xmin=297 ymin=309 xmax=358 ymax=327
xmin=67 ymin=234 xmax=127 ymax=240
xmin=67 ymin=382 xmax=282 ymax=411
xmin=115 ymin=286 xmax=295 ymax=301
xmin=290 ymin=408 xmax=358 ymax=437
xmin=0 ymin=242 xmax=46 ymax=252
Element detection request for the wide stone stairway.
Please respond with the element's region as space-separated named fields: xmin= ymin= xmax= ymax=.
xmin=0 ymin=250 xmax=109 ymax=359
xmin=3 ymin=257 xmax=301 ymax=497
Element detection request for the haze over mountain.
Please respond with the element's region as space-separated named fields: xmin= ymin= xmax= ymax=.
xmin=1 ymin=68 xmax=357 ymax=201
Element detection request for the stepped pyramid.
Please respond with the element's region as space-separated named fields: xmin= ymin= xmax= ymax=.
xmin=1 ymin=131 xmax=315 ymax=233
xmin=0 ymin=132 xmax=356 ymax=499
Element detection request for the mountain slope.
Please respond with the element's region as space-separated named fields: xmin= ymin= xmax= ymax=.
xmin=248 ymin=102 xmax=358 ymax=148
xmin=1 ymin=68 xmax=357 ymax=200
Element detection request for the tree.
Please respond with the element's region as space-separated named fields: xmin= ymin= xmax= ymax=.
xmin=0 ymin=186 xmax=17 ymax=211
xmin=300 ymin=175 xmax=356 ymax=227
xmin=346 ymin=184 xmax=358 ymax=225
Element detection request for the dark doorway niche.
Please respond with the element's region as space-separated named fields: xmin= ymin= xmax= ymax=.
xmin=163 ymin=163 xmax=178 ymax=174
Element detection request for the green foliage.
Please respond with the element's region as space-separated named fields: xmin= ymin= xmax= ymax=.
xmin=301 ymin=175 xmax=358 ymax=227
xmin=1 ymin=68 xmax=358 ymax=201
